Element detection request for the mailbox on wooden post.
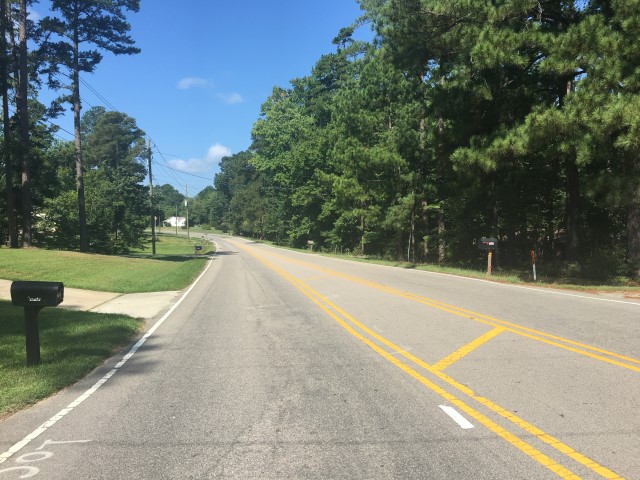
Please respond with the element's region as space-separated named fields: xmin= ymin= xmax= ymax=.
xmin=478 ymin=237 xmax=498 ymax=276
xmin=10 ymin=281 xmax=64 ymax=366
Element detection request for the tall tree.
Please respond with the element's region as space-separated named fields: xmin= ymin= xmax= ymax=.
xmin=0 ymin=0 xmax=17 ymax=247
xmin=326 ymin=45 xmax=423 ymax=259
xmin=154 ymin=183 xmax=185 ymax=223
xmin=42 ymin=108 xmax=147 ymax=253
xmin=565 ymin=0 xmax=640 ymax=278
xmin=16 ymin=0 xmax=32 ymax=246
xmin=40 ymin=0 xmax=140 ymax=252
xmin=251 ymin=87 xmax=323 ymax=246
xmin=83 ymin=109 xmax=147 ymax=253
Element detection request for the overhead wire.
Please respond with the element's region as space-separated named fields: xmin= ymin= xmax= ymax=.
xmin=7 ymin=104 xmax=74 ymax=142
xmin=45 ymin=73 xmax=215 ymax=192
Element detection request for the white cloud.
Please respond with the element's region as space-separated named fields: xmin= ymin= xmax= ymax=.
xmin=205 ymin=143 xmax=232 ymax=162
xmin=177 ymin=77 xmax=214 ymax=90
xmin=28 ymin=8 xmax=41 ymax=21
xmin=217 ymin=92 xmax=244 ymax=104
xmin=169 ymin=143 xmax=231 ymax=174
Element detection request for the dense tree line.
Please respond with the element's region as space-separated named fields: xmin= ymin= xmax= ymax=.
xmin=2 ymin=0 xmax=638 ymax=281
xmin=210 ymin=0 xmax=640 ymax=282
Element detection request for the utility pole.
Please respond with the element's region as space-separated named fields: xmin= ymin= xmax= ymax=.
xmin=175 ymin=204 xmax=178 ymax=236
xmin=185 ymin=184 xmax=190 ymax=240
xmin=148 ymin=139 xmax=156 ymax=255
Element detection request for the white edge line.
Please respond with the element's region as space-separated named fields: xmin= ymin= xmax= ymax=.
xmin=0 ymin=247 xmax=218 ymax=464
xmin=422 ymin=272 xmax=640 ymax=307
xmin=250 ymin=239 xmax=640 ymax=307
xmin=439 ymin=405 xmax=474 ymax=430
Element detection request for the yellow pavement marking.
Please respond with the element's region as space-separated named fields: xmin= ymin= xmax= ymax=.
xmin=259 ymin=248 xmax=640 ymax=373
xmin=431 ymin=327 xmax=506 ymax=371
xmin=233 ymin=241 xmax=624 ymax=480
xmin=302 ymin=273 xmax=338 ymax=282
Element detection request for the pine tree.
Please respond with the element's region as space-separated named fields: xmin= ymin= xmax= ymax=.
xmin=0 ymin=0 xmax=17 ymax=247
xmin=40 ymin=0 xmax=140 ymax=252
xmin=16 ymin=0 xmax=32 ymax=246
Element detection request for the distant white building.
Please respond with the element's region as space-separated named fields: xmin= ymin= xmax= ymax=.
xmin=164 ymin=216 xmax=187 ymax=227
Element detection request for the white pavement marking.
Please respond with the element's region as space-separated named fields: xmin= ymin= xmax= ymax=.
xmin=0 ymin=253 xmax=217 ymax=465
xmin=253 ymin=238 xmax=640 ymax=307
xmin=439 ymin=405 xmax=474 ymax=430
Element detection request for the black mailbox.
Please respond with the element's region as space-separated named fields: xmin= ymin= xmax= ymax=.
xmin=11 ymin=281 xmax=64 ymax=307
xmin=478 ymin=237 xmax=498 ymax=251
xmin=10 ymin=281 xmax=64 ymax=366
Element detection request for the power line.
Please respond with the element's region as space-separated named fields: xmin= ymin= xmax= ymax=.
xmin=79 ymin=76 xmax=119 ymax=112
xmin=52 ymin=71 xmax=116 ymax=111
xmin=46 ymin=72 xmax=216 ymax=192
xmin=149 ymin=141 xmax=213 ymax=186
xmin=153 ymin=160 xmax=213 ymax=182
xmin=51 ymin=73 xmax=96 ymax=110
xmin=7 ymin=105 xmax=74 ymax=141
xmin=50 ymin=124 xmax=74 ymax=138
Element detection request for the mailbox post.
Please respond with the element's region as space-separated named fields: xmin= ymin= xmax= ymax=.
xmin=478 ymin=237 xmax=498 ymax=276
xmin=10 ymin=281 xmax=64 ymax=366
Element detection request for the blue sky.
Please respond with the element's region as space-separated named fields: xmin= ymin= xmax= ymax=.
xmin=33 ymin=1 xmax=368 ymax=195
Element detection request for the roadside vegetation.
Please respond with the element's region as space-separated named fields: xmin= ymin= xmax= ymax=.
xmin=0 ymin=233 xmax=214 ymax=418
xmin=0 ymin=302 xmax=142 ymax=418
xmin=200 ymin=2 xmax=640 ymax=285
xmin=0 ymin=233 xmax=214 ymax=293
xmin=2 ymin=1 xmax=639 ymax=288
xmin=249 ymin=236 xmax=640 ymax=292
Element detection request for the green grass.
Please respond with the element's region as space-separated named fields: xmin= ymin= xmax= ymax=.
xmin=0 ymin=234 xmax=215 ymax=417
xmin=153 ymin=225 xmax=225 ymax=235
xmin=0 ymin=234 xmax=215 ymax=293
xmin=132 ymin=232 xmax=215 ymax=257
xmin=0 ymin=301 xmax=142 ymax=418
xmin=248 ymin=238 xmax=639 ymax=292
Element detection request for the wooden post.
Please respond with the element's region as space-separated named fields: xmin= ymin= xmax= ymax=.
xmin=487 ymin=251 xmax=493 ymax=276
xmin=531 ymin=250 xmax=537 ymax=281
xmin=148 ymin=139 xmax=156 ymax=255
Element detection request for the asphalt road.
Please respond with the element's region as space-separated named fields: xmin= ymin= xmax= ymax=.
xmin=1 ymin=235 xmax=638 ymax=479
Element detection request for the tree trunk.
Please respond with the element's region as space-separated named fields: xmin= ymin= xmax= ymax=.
xmin=628 ymin=156 xmax=640 ymax=280
xmin=545 ymin=163 xmax=557 ymax=259
xmin=0 ymin=0 xmax=17 ymax=247
xmin=565 ymin=156 xmax=580 ymax=261
xmin=438 ymin=208 xmax=445 ymax=264
xmin=628 ymin=199 xmax=640 ymax=279
xmin=17 ymin=0 xmax=31 ymax=247
xmin=421 ymin=200 xmax=429 ymax=262
xmin=360 ymin=213 xmax=365 ymax=256
xmin=490 ymin=175 xmax=498 ymax=234
xmin=559 ymin=79 xmax=580 ymax=261
xmin=437 ymin=117 xmax=446 ymax=265
xmin=72 ymin=8 xmax=88 ymax=252
xmin=409 ymin=203 xmax=415 ymax=263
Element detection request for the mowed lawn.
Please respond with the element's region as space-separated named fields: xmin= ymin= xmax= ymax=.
xmin=0 ymin=234 xmax=214 ymax=417
xmin=0 ymin=301 xmax=142 ymax=417
xmin=0 ymin=234 xmax=215 ymax=293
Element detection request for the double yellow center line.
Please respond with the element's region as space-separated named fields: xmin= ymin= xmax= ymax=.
xmin=264 ymin=248 xmax=640 ymax=374
xmin=232 ymin=241 xmax=624 ymax=480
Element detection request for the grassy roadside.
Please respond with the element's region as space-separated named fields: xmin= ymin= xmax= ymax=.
xmin=0 ymin=301 xmax=142 ymax=418
xmin=0 ymin=233 xmax=215 ymax=293
xmin=245 ymin=237 xmax=640 ymax=293
xmin=0 ymin=234 xmax=214 ymax=418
